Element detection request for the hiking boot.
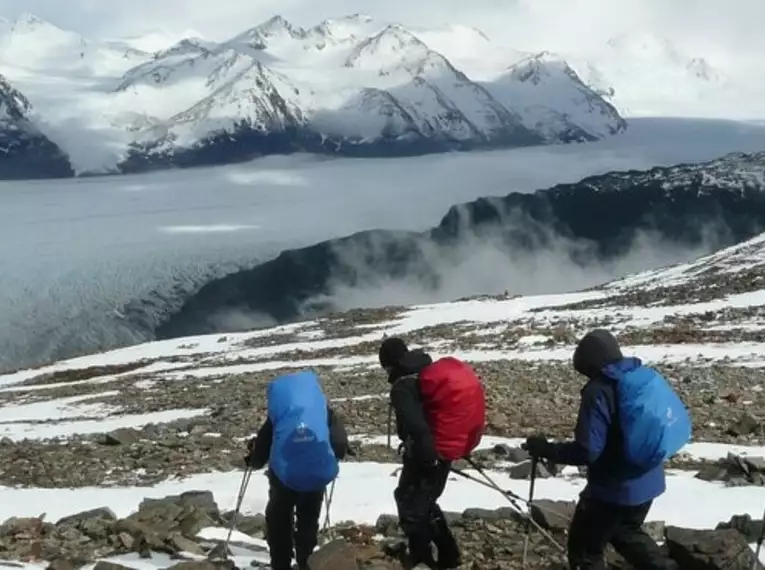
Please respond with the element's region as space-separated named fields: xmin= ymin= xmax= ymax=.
xmin=436 ymin=559 xmax=461 ymax=570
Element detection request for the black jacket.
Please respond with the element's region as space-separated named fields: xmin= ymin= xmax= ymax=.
xmin=387 ymin=349 xmax=438 ymax=463
xmin=247 ymin=406 xmax=349 ymax=470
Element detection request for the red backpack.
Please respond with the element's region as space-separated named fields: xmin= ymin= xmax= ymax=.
xmin=419 ymin=357 xmax=486 ymax=461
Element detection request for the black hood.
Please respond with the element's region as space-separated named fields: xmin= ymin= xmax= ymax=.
xmin=573 ymin=329 xmax=623 ymax=378
xmin=388 ymin=349 xmax=433 ymax=383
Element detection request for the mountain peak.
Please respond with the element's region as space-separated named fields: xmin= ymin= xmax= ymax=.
xmin=10 ymin=12 xmax=65 ymax=34
xmin=229 ymin=14 xmax=307 ymax=48
xmin=255 ymin=15 xmax=305 ymax=38
xmin=507 ymin=51 xmax=579 ymax=85
xmin=605 ymin=31 xmax=681 ymax=61
xmin=345 ymin=24 xmax=430 ymax=69
xmin=308 ymin=13 xmax=375 ymax=41
xmin=14 ymin=12 xmax=44 ymax=26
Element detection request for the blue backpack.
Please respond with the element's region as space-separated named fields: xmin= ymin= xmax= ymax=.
xmin=603 ymin=358 xmax=692 ymax=469
xmin=267 ymin=370 xmax=339 ymax=492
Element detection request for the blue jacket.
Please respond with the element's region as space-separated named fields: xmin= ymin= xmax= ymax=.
xmin=548 ymin=356 xmax=666 ymax=506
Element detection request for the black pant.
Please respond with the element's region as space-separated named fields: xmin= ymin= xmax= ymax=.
xmin=567 ymin=497 xmax=678 ymax=570
xmin=265 ymin=471 xmax=325 ymax=570
xmin=394 ymin=458 xmax=460 ymax=569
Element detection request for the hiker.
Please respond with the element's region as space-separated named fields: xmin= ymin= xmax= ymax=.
xmin=378 ymin=337 xmax=486 ymax=570
xmin=245 ymin=370 xmax=349 ymax=570
xmin=522 ymin=329 xmax=690 ymax=570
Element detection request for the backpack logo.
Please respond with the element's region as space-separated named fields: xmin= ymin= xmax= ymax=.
xmin=293 ymin=422 xmax=315 ymax=443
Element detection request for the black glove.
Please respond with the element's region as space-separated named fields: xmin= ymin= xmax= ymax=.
xmin=522 ymin=435 xmax=552 ymax=459
xmin=244 ymin=437 xmax=260 ymax=468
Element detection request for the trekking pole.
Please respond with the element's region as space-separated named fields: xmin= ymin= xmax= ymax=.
xmin=457 ymin=460 xmax=565 ymax=552
xmin=322 ymin=479 xmax=337 ymax=541
xmin=753 ymin=504 xmax=765 ymax=570
xmin=522 ymin=457 xmax=538 ymax=568
xmin=216 ymin=467 xmax=254 ymax=559
xmin=386 ymin=404 xmax=393 ymax=450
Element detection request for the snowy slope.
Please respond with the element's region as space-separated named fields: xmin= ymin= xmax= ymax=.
xmin=0 ymin=12 xmax=147 ymax=77
xmin=1 ymin=232 xmax=765 ymax=568
xmin=567 ymin=30 xmax=763 ymax=119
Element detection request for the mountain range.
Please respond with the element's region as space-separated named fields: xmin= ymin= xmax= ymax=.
xmin=0 ymin=12 xmax=752 ymax=179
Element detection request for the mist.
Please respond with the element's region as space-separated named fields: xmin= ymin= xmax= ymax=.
xmin=303 ymin=225 xmax=728 ymax=318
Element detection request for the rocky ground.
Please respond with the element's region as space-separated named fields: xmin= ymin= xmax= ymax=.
xmin=0 ymin=489 xmax=760 ymax=570
xmin=0 ymin=357 xmax=763 ymax=488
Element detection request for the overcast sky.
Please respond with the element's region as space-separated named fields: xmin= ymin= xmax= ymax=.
xmin=0 ymin=0 xmax=760 ymax=57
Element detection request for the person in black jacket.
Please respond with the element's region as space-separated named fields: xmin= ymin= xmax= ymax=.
xmin=378 ymin=337 xmax=461 ymax=570
xmin=245 ymin=407 xmax=349 ymax=570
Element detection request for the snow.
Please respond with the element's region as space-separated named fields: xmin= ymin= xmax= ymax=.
xmin=0 ymin=408 xmax=209 ymax=442
xmin=0 ymin=389 xmax=209 ymax=441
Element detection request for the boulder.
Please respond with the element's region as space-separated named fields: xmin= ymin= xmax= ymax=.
xmin=716 ymin=513 xmax=764 ymax=543
xmin=102 ymin=429 xmax=142 ymax=446
xmin=56 ymin=508 xmax=117 ymax=541
xmin=726 ymin=412 xmax=761 ymax=436
xmin=665 ymin=525 xmax=764 ymax=570
xmin=220 ymin=512 xmax=265 ymax=537
xmin=307 ymin=539 xmax=359 ymax=570
xmin=461 ymin=507 xmax=520 ymax=523
xmin=695 ymin=453 xmax=765 ymax=487
xmin=92 ymin=563 xmax=135 ymax=570
xmin=491 ymin=444 xmax=530 ymax=463
xmin=507 ymin=459 xmax=553 ymax=480
xmin=374 ymin=515 xmax=399 ymax=538
xmin=529 ymin=500 xmax=575 ymax=532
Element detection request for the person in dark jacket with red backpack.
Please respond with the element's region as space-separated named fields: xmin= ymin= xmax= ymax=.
xmin=378 ymin=337 xmax=486 ymax=570
xmin=523 ymin=329 xmax=686 ymax=570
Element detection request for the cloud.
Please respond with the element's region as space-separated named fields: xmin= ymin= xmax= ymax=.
xmin=0 ymin=0 xmax=760 ymax=58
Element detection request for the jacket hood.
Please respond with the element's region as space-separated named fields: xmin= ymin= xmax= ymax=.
xmin=573 ymin=329 xmax=623 ymax=378
xmin=388 ymin=349 xmax=433 ymax=383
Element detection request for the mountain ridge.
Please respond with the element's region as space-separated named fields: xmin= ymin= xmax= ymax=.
xmin=152 ymin=150 xmax=765 ymax=340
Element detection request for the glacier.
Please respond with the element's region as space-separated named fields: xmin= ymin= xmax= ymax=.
xmin=1 ymin=117 xmax=765 ymax=373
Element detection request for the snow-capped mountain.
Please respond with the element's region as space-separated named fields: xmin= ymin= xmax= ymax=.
xmin=482 ymin=51 xmax=626 ymax=142
xmin=0 ymin=73 xmax=72 ymax=178
xmin=116 ymin=14 xmax=621 ymax=169
xmin=0 ymin=12 xmax=759 ymax=179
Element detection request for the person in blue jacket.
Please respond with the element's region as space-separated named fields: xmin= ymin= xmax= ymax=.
xmin=245 ymin=371 xmax=349 ymax=570
xmin=523 ymin=329 xmax=678 ymax=570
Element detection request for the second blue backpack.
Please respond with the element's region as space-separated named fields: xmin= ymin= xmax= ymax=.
xmin=604 ymin=359 xmax=692 ymax=469
xmin=268 ymin=370 xmax=339 ymax=492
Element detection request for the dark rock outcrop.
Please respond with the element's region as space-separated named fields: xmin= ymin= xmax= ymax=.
xmin=665 ymin=525 xmax=763 ymax=569
xmin=154 ymin=151 xmax=765 ymax=340
xmin=0 ymin=74 xmax=73 ymax=180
